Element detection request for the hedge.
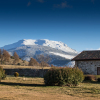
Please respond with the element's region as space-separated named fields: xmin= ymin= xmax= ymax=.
xmin=44 ymin=67 xmax=84 ymax=86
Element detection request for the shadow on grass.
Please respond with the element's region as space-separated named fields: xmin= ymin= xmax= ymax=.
xmin=0 ymin=82 xmax=46 ymax=87
xmin=83 ymin=80 xmax=100 ymax=84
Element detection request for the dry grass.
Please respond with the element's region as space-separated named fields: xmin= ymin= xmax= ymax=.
xmin=0 ymin=76 xmax=100 ymax=100
xmin=0 ymin=65 xmax=51 ymax=69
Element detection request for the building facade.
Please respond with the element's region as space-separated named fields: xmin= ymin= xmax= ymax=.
xmin=72 ymin=50 xmax=100 ymax=75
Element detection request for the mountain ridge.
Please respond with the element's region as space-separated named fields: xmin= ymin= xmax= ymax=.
xmin=0 ymin=39 xmax=78 ymax=66
xmin=1 ymin=39 xmax=77 ymax=53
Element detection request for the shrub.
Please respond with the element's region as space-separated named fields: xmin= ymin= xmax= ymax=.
xmin=0 ymin=66 xmax=6 ymax=81
xmin=44 ymin=67 xmax=84 ymax=86
xmin=84 ymin=75 xmax=96 ymax=81
xmin=97 ymin=78 xmax=100 ymax=82
xmin=11 ymin=56 xmax=14 ymax=59
xmin=14 ymin=72 xmax=19 ymax=77
xmin=17 ymin=63 xmax=21 ymax=65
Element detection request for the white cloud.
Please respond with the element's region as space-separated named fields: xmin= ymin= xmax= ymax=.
xmin=85 ymin=48 xmax=100 ymax=50
xmin=27 ymin=1 xmax=31 ymax=6
xmin=97 ymin=48 xmax=100 ymax=50
xmin=91 ymin=0 xmax=94 ymax=4
xmin=37 ymin=0 xmax=44 ymax=3
xmin=54 ymin=2 xmax=72 ymax=8
xmin=85 ymin=48 xmax=95 ymax=50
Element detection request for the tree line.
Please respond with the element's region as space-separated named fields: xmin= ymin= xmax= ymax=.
xmin=28 ymin=55 xmax=51 ymax=67
xmin=0 ymin=49 xmax=51 ymax=67
xmin=0 ymin=49 xmax=19 ymax=64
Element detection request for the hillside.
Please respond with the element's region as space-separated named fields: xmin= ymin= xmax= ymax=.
xmin=0 ymin=39 xmax=78 ymax=66
xmin=0 ymin=57 xmax=29 ymax=66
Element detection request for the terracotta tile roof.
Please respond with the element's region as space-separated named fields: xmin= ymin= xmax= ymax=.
xmin=71 ymin=50 xmax=100 ymax=61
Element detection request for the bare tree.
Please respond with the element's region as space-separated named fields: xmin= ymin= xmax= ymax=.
xmin=13 ymin=52 xmax=19 ymax=64
xmin=0 ymin=49 xmax=3 ymax=64
xmin=40 ymin=61 xmax=50 ymax=67
xmin=36 ymin=54 xmax=51 ymax=77
xmin=37 ymin=54 xmax=50 ymax=67
xmin=51 ymin=64 xmax=55 ymax=67
xmin=29 ymin=58 xmax=39 ymax=66
xmin=0 ymin=49 xmax=2 ymax=59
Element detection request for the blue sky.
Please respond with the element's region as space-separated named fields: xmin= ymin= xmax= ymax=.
xmin=0 ymin=0 xmax=100 ymax=52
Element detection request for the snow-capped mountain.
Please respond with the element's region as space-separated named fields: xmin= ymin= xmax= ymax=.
xmin=66 ymin=61 xmax=75 ymax=67
xmin=0 ymin=39 xmax=78 ymax=66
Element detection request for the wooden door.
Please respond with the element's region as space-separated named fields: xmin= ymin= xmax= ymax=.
xmin=97 ymin=67 xmax=100 ymax=75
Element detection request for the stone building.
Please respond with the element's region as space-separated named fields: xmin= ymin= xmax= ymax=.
xmin=71 ymin=50 xmax=100 ymax=75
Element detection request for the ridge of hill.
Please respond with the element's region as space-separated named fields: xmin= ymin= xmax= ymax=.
xmin=0 ymin=39 xmax=78 ymax=66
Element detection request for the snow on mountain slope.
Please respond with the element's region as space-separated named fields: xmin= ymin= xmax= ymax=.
xmin=22 ymin=39 xmax=36 ymax=45
xmin=1 ymin=39 xmax=77 ymax=54
xmin=0 ymin=39 xmax=78 ymax=66
xmin=49 ymin=52 xmax=75 ymax=59
xmin=42 ymin=39 xmax=77 ymax=53
xmin=1 ymin=39 xmax=36 ymax=50
xmin=66 ymin=61 xmax=75 ymax=67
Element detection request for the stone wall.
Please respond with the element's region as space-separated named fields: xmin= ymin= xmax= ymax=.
xmin=4 ymin=68 xmax=49 ymax=77
xmin=75 ymin=60 xmax=100 ymax=75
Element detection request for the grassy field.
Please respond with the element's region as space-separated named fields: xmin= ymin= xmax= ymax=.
xmin=0 ymin=75 xmax=100 ymax=100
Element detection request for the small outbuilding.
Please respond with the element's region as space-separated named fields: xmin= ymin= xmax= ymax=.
xmin=71 ymin=50 xmax=100 ymax=75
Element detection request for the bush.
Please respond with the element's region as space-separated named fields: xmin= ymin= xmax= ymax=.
xmin=84 ymin=75 xmax=96 ymax=81
xmin=44 ymin=67 xmax=84 ymax=86
xmin=17 ymin=63 xmax=21 ymax=65
xmin=14 ymin=72 xmax=19 ymax=77
xmin=0 ymin=66 xmax=6 ymax=81
xmin=97 ymin=78 xmax=100 ymax=82
xmin=11 ymin=56 xmax=14 ymax=59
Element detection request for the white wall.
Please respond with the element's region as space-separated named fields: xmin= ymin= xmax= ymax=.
xmin=75 ymin=60 xmax=100 ymax=75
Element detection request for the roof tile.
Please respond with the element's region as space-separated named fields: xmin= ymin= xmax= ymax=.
xmin=71 ymin=50 xmax=100 ymax=61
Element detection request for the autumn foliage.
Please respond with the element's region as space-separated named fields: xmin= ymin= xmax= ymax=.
xmin=0 ymin=49 xmax=10 ymax=64
xmin=28 ymin=58 xmax=39 ymax=66
xmin=13 ymin=52 xmax=19 ymax=64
